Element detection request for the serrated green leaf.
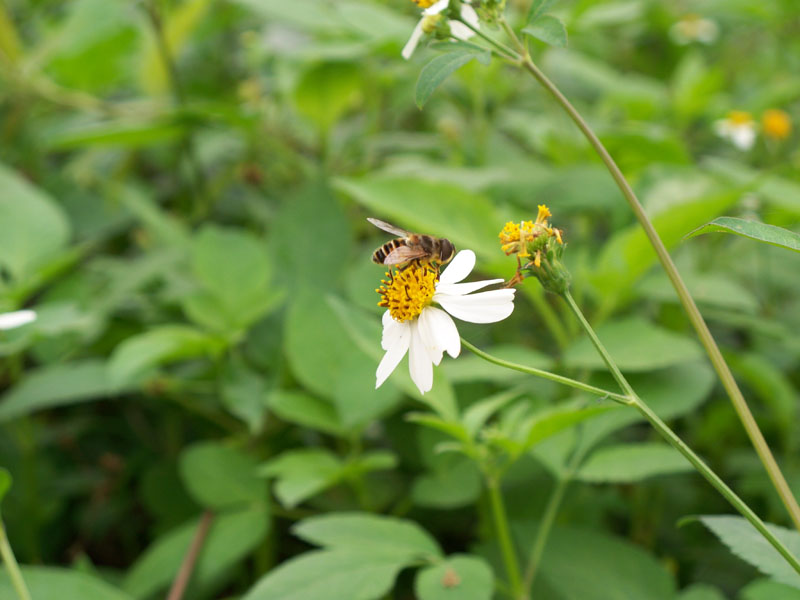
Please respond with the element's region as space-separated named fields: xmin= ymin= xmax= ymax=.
xmin=179 ymin=442 xmax=266 ymax=510
xmin=415 ymin=554 xmax=493 ymax=600
xmin=241 ymin=549 xmax=405 ymax=600
xmin=526 ymin=0 xmax=557 ymax=23
xmin=0 ymin=360 xmax=134 ymax=423
xmin=259 ymin=449 xmax=344 ymax=508
xmin=686 ymin=217 xmax=800 ymax=254
xmin=698 ymin=516 xmax=800 ymax=589
xmin=522 ymin=15 xmax=568 ymax=47
xmin=416 ymin=49 xmax=487 ymax=108
xmin=108 ymin=325 xmax=224 ymax=385
xmin=293 ymin=512 xmax=442 ymax=560
xmin=575 ymin=442 xmax=692 ymax=483
xmin=0 ymin=567 xmax=133 ymax=600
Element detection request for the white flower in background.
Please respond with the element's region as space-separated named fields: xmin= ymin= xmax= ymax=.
xmin=0 ymin=310 xmax=36 ymax=331
xmin=402 ymin=0 xmax=480 ymax=60
xmin=669 ymin=14 xmax=719 ymax=45
xmin=714 ymin=110 xmax=757 ymax=151
xmin=375 ymin=250 xmax=515 ymax=394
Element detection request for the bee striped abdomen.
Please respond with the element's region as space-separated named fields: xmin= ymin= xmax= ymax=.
xmin=372 ymin=239 xmax=405 ymax=264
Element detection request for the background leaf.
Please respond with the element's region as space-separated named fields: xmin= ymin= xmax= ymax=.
xmin=686 ymin=217 xmax=800 ymax=254
xmin=415 ymin=554 xmax=494 ymax=600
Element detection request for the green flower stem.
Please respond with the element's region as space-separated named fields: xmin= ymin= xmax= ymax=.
xmin=456 ymin=19 xmax=520 ymax=61
xmin=0 ymin=519 xmax=31 ymax=600
xmin=562 ymin=290 xmax=800 ymax=575
xmin=461 ymin=339 xmax=630 ymax=405
xmin=521 ymin=474 xmax=568 ymax=593
xmin=487 ymin=476 xmax=524 ymax=599
xmin=514 ymin=45 xmax=800 ymax=533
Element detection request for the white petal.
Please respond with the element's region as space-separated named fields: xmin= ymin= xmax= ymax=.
xmin=376 ymin=320 xmax=411 ymax=388
xmin=0 ymin=310 xmax=37 ymax=330
xmin=423 ymin=0 xmax=450 ymax=16
xmin=435 ymin=278 xmax=504 ymax=297
xmin=732 ymin=126 xmax=756 ymax=150
xmin=449 ymin=20 xmax=476 ymax=41
xmin=420 ymin=306 xmax=460 ymax=359
xmin=439 ymin=249 xmax=475 ymax=285
xmin=381 ymin=310 xmax=406 ymax=351
xmin=408 ymin=321 xmax=434 ymax=394
xmin=438 ymin=289 xmax=516 ymax=323
xmin=402 ymin=20 xmax=425 ymax=60
xmin=417 ymin=308 xmax=444 ymax=365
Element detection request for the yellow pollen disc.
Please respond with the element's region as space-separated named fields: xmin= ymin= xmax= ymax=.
xmin=727 ymin=110 xmax=753 ymax=126
xmin=762 ymin=109 xmax=792 ymax=140
xmin=377 ymin=265 xmax=438 ymax=322
xmin=412 ymin=0 xmax=437 ymax=8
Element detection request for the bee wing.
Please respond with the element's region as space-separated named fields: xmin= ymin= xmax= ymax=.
xmin=383 ymin=245 xmax=429 ymax=265
xmin=367 ymin=218 xmax=412 ymax=238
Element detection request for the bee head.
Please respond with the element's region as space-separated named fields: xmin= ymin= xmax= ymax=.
xmin=439 ymin=239 xmax=456 ymax=265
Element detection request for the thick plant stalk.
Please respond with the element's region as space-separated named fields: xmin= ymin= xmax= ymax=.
xmin=562 ymin=290 xmax=800 ymax=575
xmin=487 ymin=477 xmax=524 ymax=599
xmin=482 ymin=15 xmax=800 ymax=532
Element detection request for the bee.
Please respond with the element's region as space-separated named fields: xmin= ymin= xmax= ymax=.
xmin=368 ymin=218 xmax=456 ymax=270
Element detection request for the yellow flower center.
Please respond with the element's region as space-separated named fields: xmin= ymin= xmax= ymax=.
xmin=412 ymin=0 xmax=437 ymax=8
xmin=727 ymin=110 xmax=753 ymax=126
xmin=762 ymin=109 xmax=792 ymax=140
xmin=377 ymin=265 xmax=438 ymax=322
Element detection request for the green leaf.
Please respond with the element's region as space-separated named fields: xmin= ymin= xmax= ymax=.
xmin=259 ymin=449 xmax=344 ymax=508
xmin=267 ymin=390 xmax=344 ymax=436
xmin=522 ymin=403 xmax=617 ymax=451
xmin=703 ymin=157 xmax=800 ymax=217
xmin=526 ymin=0 xmax=557 ymax=23
xmin=686 ymin=217 xmax=800 ymax=254
xmin=179 ymin=442 xmax=265 ymax=510
xmin=293 ymin=512 xmax=442 ymax=560
xmin=415 ymin=555 xmax=494 ymax=600
xmin=186 ymin=225 xmax=281 ymax=333
xmin=0 ymin=360 xmax=134 ymax=423
xmin=241 ymin=549 xmax=406 ymax=600
xmin=575 ymin=442 xmax=692 ymax=483
xmin=45 ymin=118 xmax=185 ymax=150
xmin=698 ymin=516 xmax=800 ymax=589
xmin=0 ymin=467 xmax=10 ymax=505
xmin=416 ymin=49 xmax=488 ymax=109
xmin=123 ymin=506 xmax=269 ymax=599
xmin=221 ymin=359 xmax=269 ymax=433
xmin=677 ymin=583 xmax=727 ymax=600
xmin=412 ymin=457 xmax=481 ymax=509
xmin=522 ymin=15 xmax=568 ymax=47
xmin=564 ymin=317 xmax=702 ymax=371
xmin=0 ymin=163 xmax=70 ymax=281
xmin=0 ymin=567 xmax=133 ymax=600
xmin=294 ymin=61 xmax=363 ymax=132
xmin=533 ymin=525 xmax=676 ymax=600
xmin=740 ymin=579 xmax=800 ymax=600
xmin=334 ymin=175 xmax=500 ymax=261
xmin=108 ymin=325 xmax=223 ymax=385
xmin=443 ymin=345 xmax=553 ymax=384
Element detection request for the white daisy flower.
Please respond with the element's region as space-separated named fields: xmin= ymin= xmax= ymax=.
xmin=375 ymin=250 xmax=515 ymax=394
xmin=714 ymin=110 xmax=756 ymax=151
xmin=402 ymin=0 xmax=481 ymax=60
xmin=0 ymin=310 xmax=36 ymax=331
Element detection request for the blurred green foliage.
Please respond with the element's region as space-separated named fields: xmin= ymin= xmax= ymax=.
xmin=0 ymin=0 xmax=799 ymax=598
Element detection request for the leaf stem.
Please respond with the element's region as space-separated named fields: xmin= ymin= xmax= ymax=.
xmin=487 ymin=477 xmax=524 ymax=599
xmin=517 ymin=51 xmax=800 ymax=533
xmin=0 ymin=519 xmax=31 ymax=600
xmin=456 ymin=19 xmax=520 ymax=61
xmin=166 ymin=511 xmax=214 ymax=600
xmin=461 ymin=338 xmax=630 ymax=405
xmin=561 ymin=290 xmax=800 ymax=575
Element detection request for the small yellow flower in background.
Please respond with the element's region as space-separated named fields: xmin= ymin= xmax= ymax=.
xmin=714 ymin=110 xmax=756 ymax=151
xmin=499 ymin=206 xmax=569 ymax=294
xmin=762 ymin=109 xmax=792 ymax=141
xmin=670 ymin=14 xmax=719 ymax=45
xmin=375 ymin=250 xmax=515 ymax=394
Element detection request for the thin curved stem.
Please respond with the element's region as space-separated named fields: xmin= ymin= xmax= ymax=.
xmin=0 ymin=520 xmax=31 ymax=600
xmin=166 ymin=511 xmax=214 ymax=600
xmin=519 ymin=52 xmax=800 ymax=533
xmin=461 ymin=338 xmax=630 ymax=405
xmin=457 ymin=19 xmax=520 ymax=61
xmin=562 ymin=290 xmax=800 ymax=575
xmin=487 ymin=477 xmax=524 ymax=599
